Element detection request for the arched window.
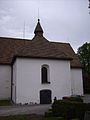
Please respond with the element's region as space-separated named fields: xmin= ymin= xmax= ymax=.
xmin=41 ymin=65 xmax=50 ymax=84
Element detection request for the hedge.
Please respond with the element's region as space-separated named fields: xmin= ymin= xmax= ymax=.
xmin=62 ymin=96 xmax=83 ymax=103
xmin=52 ymin=100 xmax=90 ymax=120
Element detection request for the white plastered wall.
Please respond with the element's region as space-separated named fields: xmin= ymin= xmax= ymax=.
xmin=71 ymin=68 xmax=83 ymax=95
xmin=13 ymin=58 xmax=72 ymax=104
xmin=12 ymin=61 xmax=17 ymax=103
xmin=0 ymin=65 xmax=11 ymax=99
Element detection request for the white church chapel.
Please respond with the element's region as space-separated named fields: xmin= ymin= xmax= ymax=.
xmin=0 ymin=19 xmax=83 ymax=104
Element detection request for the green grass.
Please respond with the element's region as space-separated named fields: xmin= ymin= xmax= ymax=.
xmin=0 ymin=115 xmax=79 ymax=120
xmin=0 ymin=115 xmax=65 ymax=120
xmin=43 ymin=117 xmax=64 ymax=120
xmin=0 ymin=100 xmax=11 ymax=106
xmin=0 ymin=114 xmax=43 ymax=120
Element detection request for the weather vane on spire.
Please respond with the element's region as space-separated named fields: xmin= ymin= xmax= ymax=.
xmin=38 ymin=8 xmax=40 ymax=22
xmin=23 ymin=21 xmax=26 ymax=39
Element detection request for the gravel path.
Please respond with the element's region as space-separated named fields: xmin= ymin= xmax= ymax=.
xmin=0 ymin=104 xmax=51 ymax=116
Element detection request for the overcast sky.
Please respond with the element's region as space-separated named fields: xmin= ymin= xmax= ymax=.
xmin=0 ymin=0 xmax=90 ymax=52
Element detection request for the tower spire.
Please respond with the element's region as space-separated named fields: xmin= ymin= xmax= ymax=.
xmin=34 ymin=19 xmax=43 ymax=36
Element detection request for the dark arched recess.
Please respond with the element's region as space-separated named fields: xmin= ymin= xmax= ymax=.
xmin=40 ymin=89 xmax=52 ymax=104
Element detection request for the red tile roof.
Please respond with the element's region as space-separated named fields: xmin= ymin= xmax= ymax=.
xmin=0 ymin=36 xmax=82 ymax=68
xmin=51 ymin=42 xmax=82 ymax=68
xmin=15 ymin=35 xmax=71 ymax=60
xmin=0 ymin=37 xmax=31 ymax=64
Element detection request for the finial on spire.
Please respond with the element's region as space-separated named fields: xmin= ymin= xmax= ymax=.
xmin=38 ymin=18 xmax=40 ymax=22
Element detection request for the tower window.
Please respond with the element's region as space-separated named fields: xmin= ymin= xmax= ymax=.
xmin=41 ymin=65 xmax=50 ymax=84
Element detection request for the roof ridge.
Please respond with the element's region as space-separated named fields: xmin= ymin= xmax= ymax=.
xmin=51 ymin=41 xmax=70 ymax=44
xmin=0 ymin=37 xmax=31 ymax=41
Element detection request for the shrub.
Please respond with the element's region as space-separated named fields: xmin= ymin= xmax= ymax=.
xmin=0 ymin=100 xmax=11 ymax=106
xmin=52 ymin=100 xmax=90 ymax=120
xmin=63 ymin=96 xmax=83 ymax=103
xmin=44 ymin=117 xmax=64 ymax=120
xmin=45 ymin=111 xmax=53 ymax=117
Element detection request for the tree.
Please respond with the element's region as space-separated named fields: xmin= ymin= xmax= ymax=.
xmin=77 ymin=42 xmax=90 ymax=93
xmin=77 ymin=42 xmax=90 ymax=74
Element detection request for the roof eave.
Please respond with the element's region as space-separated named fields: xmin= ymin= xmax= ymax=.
xmin=71 ymin=66 xmax=83 ymax=69
xmin=12 ymin=55 xmax=72 ymax=64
